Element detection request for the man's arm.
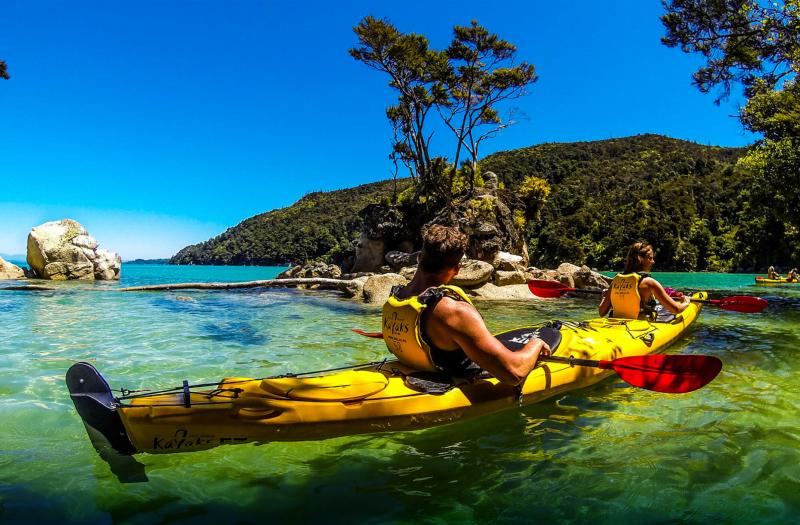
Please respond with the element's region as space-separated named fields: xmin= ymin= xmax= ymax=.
xmin=427 ymin=299 xmax=549 ymax=385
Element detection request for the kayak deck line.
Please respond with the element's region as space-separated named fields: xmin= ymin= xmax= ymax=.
xmin=66 ymin=292 xmax=707 ymax=465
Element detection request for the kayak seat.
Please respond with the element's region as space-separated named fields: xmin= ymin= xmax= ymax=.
xmin=653 ymin=305 xmax=677 ymax=323
xmin=259 ymin=370 xmax=389 ymax=402
xmin=495 ymin=326 xmax=562 ymax=353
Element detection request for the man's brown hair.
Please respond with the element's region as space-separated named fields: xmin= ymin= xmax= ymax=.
xmin=419 ymin=224 xmax=468 ymax=273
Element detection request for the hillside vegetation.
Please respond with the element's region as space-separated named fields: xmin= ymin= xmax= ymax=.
xmin=172 ymin=134 xmax=795 ymax=271
xmin=482 ymin=134 xmax=795 ymax=271
xmin=171 ymin=180 xmax=411 ymax=266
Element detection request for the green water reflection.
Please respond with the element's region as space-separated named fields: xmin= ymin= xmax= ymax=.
xmin=0 ymin=268 xmax=798 ymax=524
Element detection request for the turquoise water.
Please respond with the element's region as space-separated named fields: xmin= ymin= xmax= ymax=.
xmin=1 ymin=267 xmax=799 ymax=524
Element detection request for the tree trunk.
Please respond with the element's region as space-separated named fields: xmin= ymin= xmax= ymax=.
xmin=116 ymin=278 xmax=357 ymax=293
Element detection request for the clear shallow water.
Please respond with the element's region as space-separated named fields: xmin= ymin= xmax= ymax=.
xmin=1 ymin=267 xmax=799 ymax=524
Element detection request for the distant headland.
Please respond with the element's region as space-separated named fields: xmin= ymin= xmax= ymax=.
xmin=124 ymin=259 xmax=170 ymax=265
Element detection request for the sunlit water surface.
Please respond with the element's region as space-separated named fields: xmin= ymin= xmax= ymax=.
xmin=1 ymin=267 xmax=798 ymax=524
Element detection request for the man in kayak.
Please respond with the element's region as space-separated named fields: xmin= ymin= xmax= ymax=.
xmin=382 ymin=224 xmax=549 ymax=386
xmin=598 ymin=241 xmax=691 ymax=319
xmin=788 ymin=268 xmax=799 ymax=282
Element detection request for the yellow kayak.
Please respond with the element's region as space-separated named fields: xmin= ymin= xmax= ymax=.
xmin=67 ymin=292 xmax=706 ymax=456
xmin=755 ymin=276 xmax=799 ymax=285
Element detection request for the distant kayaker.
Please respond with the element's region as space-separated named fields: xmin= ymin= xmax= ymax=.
xmin=768 ymin=266 xmax=782 ymax=280
xmin=382 ymin=224 xmax=549 ymax=386
xmin=598 ymin=241 xmax=691 ymax=319
xmin=787 ymin=268 xmax=799 ymax=282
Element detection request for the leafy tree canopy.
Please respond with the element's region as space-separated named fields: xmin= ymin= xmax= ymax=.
xmin=350 ymin=18 xmax=536 ymax=203
xmin=662 ymin=0 xmax=799 ymax=101
xmin=662 ymin=0 xmax=800 ymax=231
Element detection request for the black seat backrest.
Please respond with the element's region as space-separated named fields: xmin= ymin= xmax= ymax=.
xmin=495 ymin=326 xmax=562 ymax=353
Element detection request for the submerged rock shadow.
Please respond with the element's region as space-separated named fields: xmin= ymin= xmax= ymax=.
xmin=199 ymin=321 xmax=270 ymax=346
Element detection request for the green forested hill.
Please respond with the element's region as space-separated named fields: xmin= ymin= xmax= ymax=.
xmin=482 ymin=134 xmax=794 ymax=271
xmin=172 ymin=134 xmax=794 ymax=271
xmin=170 ymin=179 xmax=410 ymax=266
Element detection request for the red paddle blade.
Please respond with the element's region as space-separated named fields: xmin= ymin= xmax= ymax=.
xmin=713 ymin=296 xmax=768 ymax=313
xmin=527 ymin=280 xmax=574 ymax=298
xmin=609 ymin=354 xmax=722 ymax=393
xmin=352 ymin=329 xmax=384 ymax=339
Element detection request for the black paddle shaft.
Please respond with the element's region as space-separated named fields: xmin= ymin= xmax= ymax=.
xmin=539 ymin=355 xmax=609 ymax=369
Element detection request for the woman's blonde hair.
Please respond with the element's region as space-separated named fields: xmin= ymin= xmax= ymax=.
xmin=623 ymin=241 xmax=653 ymax=274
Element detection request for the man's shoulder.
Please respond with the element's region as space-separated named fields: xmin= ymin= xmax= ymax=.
xmin=430 ymin=295 xmax=479 ymax=323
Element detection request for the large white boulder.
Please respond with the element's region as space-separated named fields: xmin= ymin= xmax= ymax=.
xmin=0 ymin=257 xmax=24 ymax=280
xmin=469 ymin=283 xmax=534 ymax=300
xmin=494 ymin=251 xmax=525 ymax=271
xmin=26 ymin=219 xmax=121 ymax=280
xmin=362 ymin=273 xmax=408 ymax=304
xmin=493 ymin=269 xmax=528 ymax=286
xmin=451 ymin=259 xmax=494 ymax=287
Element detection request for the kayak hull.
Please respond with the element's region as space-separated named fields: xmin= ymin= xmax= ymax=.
xmin=755 ymin=277 xmax=799 ymax=285
xmin=67 ymin=293 xmax=706 ymax=456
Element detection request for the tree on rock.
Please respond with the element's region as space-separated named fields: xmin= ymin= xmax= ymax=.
xmin=350 ymin=18 xmax=537 ymax=204
xmin=440 ymin=21 xmax=537 ymax=194
xmin=350 ymin=17 xmax=449 ymax=203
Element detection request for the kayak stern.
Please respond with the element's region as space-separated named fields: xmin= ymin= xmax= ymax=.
xmin=66 ymin=362 xmax=138 ymax=455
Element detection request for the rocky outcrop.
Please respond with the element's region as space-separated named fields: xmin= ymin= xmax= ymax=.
xmin=277 ymin=262 xmax=342 ymax=279
xmin=399 ymin=266 xmax=417 ymax=280
xmin=451 ymin=259 xmax=494 ymax=287
xmin=0 ymin=257 xmax=24 ymax=280
xmin=573 ymin=265 xmax=611 ymax=288
xmin=494 ymin=251 xmax=525 ymax=271
xmin=385 ymin=250 xmax=418 ymax=271
xmin=351 ymin=234 xmax=386 ymax=273
xmin=531 ymin=262 xmax=610 ymax=290
xmin=268 ymin=256 xmax=609 ymax=303
xmin=349 ymin=203 xmax=406 ymax=273
xmin=493 ymin=269 xmax=528 ymax=286
xmin=361 ymin=273 xmax=408 ymax=304
xmin=469 ymin=283 xmax=534 ymax=300
xmin=26 ymin=220 xmax=121 ymax=280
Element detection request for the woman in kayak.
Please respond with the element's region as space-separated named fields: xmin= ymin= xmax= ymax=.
xmin=768 ymin=266 xmax=782 ymax=279
xmin=787 ymin=268 xmax=799 ymax=282
xmin=598 ymin=241 xmax=691 ymax=319
xmin=382 ymin=224 xmax=549 ymax=385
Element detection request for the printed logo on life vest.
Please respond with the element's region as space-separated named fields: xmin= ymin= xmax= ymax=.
xmin=613 ymin=280 xmax=634 ymax=290
xmin=153 ymin=429 xmax=248 ymax=450
xmin=383 ymin=311 xmax=410 ymax=336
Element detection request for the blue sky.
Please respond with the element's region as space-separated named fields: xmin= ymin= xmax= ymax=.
xmin=0 ymin=1 xmax=755 ymax=259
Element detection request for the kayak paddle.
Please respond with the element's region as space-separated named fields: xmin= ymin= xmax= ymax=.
xmin=540 ymin=354 xmax=721 ymax=393
xmin=352 ymin=329 xmax=721 ymax=393
xmin=352 ymin=328 xmax=383 ymax=339
xmin=526 ymin=280 xmax=768 ymax=313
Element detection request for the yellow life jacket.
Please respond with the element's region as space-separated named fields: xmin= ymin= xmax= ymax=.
xmin=609 ymin=272 xmax=647 ymax=319
xmin=382 ymin=285 xmax=473 ymax=372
